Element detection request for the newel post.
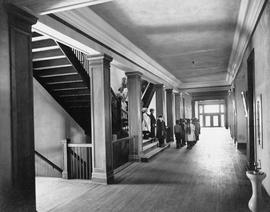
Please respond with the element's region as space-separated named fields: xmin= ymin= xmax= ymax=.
xmin=62 ymin=138 xmax=70 ymax=179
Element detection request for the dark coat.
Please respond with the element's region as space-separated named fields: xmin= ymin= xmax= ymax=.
xmin=156 ymin=119 xmax=166 ymax=139
xmin=149 ymin=113 xmax=156 ymax=128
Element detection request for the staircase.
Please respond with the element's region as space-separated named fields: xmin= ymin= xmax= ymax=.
xmin=141 ymin=138 xmax=170 ymax=162
xmin=32 ymin=31 xmax=91 ymax=135
xmin=141 ymin=80 xmax=156 ymax=108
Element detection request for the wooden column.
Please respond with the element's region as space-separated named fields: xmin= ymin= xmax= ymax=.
xmin=88 ymin=54 xmax=114 ymax=184
xmin=192 ymin=100 xmax=195 ymax=118
xmin=0 ymin=4 xmax=37 ymax=211
xmin=155 ymin=84 xmax=165 ymax=117
xmin=180 ymin=92 xmax=184 ymax=118
xmin=175 ymin=93 xmax=181 ymax=120
xmin=166 ymin=89 xmax=174 ymax=142
xmin=126 ymin=72 xmax=142 ymax=161
xmin=225 ymin=96 xmax=229 ymax=129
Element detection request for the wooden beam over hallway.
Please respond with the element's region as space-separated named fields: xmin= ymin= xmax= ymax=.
xmin=7 ymin=0 xmax=113 ymax=15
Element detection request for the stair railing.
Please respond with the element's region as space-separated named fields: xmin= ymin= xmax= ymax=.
xmin=62 ymin=139 xmax=92 ymax=180
xmin=112 ymin=136 xmax=135 ymax=170
xmin=111 ymin=89 xmax=129 ymax=138
xmin=71 ymin=48 xmax=89 ymax=75
xmin=35 ymin=150 xmax=63 ymax=174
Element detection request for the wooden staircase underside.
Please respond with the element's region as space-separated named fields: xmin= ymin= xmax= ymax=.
xmin=32 ymin=31 xmax=91 ymax=135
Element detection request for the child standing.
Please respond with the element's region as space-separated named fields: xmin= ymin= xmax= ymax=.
xmin=174 ymin=120 xmax=182 ymax=149
xmin=186 ymin=119 xmax=196 ymax=149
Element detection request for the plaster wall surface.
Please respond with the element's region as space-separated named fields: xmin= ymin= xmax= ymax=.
xmin=110 ymin=66 xmax=126 ymax=94
xmin=234 ymin=2 xmax=270 ymax=194
xmin=234 ymin=62 xmax=248 ymax=144
xmin=251 ymin=2 xmax=270 ymax=195
xmin=184 ymin=94 xmax=192 ymax=119
xmin=33 ymin=79 xmax=85 ymax=177
xmin=227 ymin=93 xmax=235 ymax=139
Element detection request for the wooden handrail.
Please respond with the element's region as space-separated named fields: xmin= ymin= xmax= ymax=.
xmin=68 ymin=143 xmax=92 ymax=148
xmin=57 ymin=42 xmax=90 ymax=89
xmin=141 ymin=82 xmax=150 ymax=99
xmin=69 ymin=149 xmax=87 ymax=166
xmin=112 ymin=136 xmax=134 ymax=144
xmin=35 ymin=150 xmax=63 ymax=173
xmin=111 ymin=88 xmax=119 ymax=100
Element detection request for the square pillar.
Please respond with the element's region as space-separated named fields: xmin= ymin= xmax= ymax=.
xmin=166 ymin=89 xmax=174 ymax=142
xmin=175 ymin=93 xmax=181 ymax=120
xmin=155 ymin=84 xmax=165 ymax=117
xmin=126 ymin=72 xmax=142 ymax=161
xmin=180 ymin=92 xmax=184 ymax=119
xmin=88 ymin=54 xmax=114 ymax=184
xmin=192 ymin=100 xmax=195 ymax=118
xmin=0 ymin=4 xmax=37 ymax=211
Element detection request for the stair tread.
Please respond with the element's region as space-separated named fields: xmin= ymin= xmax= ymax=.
xmin=142 ymin=138 xmax=155 ymax=144
xmin=141 ymin=144 xmax=170 ymax=160
xmin=142 ymin=141 xmax=158 ymax=151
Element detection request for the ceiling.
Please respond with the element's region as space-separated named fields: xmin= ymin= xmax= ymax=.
xmin=90 ymin=0 xmax=241 ymax=86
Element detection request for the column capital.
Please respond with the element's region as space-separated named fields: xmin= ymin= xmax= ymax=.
xmin=166 ymin=88 xmax=173 ymax=93
xmin=154 ymin=84 xmax=164 ymax=89
xmin=126 ymin=71 xmax=143 ymax=78
xmin=87 ymin=54 xmax=113 ymax=66
xmin=5 ymin=4 xmax=37 ymax=26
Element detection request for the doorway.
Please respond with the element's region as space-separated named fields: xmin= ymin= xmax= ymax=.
xmin=247 ymin=50 xmax=255 ymax=169
xmin=199 ymin=102 xmax=225 ymax=127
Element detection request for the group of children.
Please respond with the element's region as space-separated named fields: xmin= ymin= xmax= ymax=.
xmin=141 ymin=107 xmax=201 ymax=150
xmin=174 ymin=118 xmax=201 ymax=149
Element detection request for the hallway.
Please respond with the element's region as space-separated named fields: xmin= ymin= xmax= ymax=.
xmin=37 ymin=128 xmax=270 ymax=212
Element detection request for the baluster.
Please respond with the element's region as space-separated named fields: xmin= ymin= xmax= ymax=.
xmin=86 ymin=147 xmax=88 ymax=179
xmin=84 ymin=148 xmax=87 ymax=179
xmin=70 ymin=148 xmax=73 ymax=179
xmin=73 ymin=148 xmax=76 ymax=179
xmin=89 ymin=147 xmax=92 ymax=179
xmin=79 ymin=147 xmax=82 ymax=179
xmin=87 ymin=147 xmax=90 ymax=179
xmin=74 ymin=147 xmax=77 ymax=179
xmin=82 ymin=148 xmax=85 ymax=179
xmin=77 ymin=147 xmax=80 ymax=179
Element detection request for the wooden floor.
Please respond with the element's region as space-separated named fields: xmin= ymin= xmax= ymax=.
xmin=36 ymin=128 xmax=270 ymax=212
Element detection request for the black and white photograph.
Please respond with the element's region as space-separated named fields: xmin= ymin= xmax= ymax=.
xmin=1 ymin=0 xmax=270 ymax=211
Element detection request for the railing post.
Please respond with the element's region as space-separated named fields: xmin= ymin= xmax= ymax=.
xmin=62 ymin=138 xmax=70 ymax=179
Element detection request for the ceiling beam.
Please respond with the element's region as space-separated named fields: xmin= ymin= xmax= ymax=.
xmin=7 ymin=0 xmax=113 ymax=15
xmin=183 ymin=85 xmax=230 ymax=93
xmin=46 ymin=8 xmax=183 ymax=89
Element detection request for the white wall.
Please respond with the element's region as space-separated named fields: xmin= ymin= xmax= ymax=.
xmin=110 ymin=65 xmax=126 ymax=94
xmin=34 ymin=79 xmax=85 ymax=176
xmin=148 ymin=92 xmax=156 ymax=117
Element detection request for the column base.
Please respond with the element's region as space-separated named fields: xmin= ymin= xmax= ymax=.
xmin=91 ymin=170 xmax=114 ymax=184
